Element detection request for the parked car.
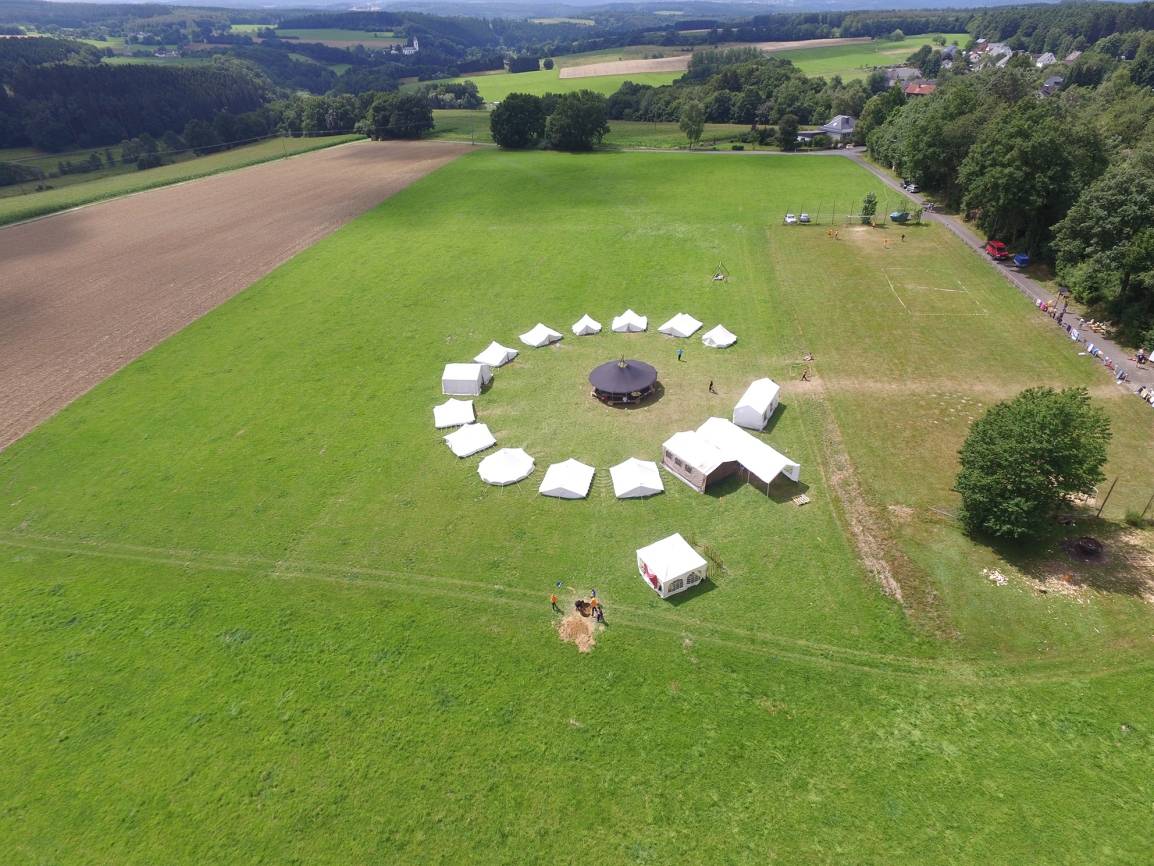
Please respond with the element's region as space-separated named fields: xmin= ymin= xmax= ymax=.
xmin=799 ymin=213 xmax=811 ymax=224
xmin=985 ymin=240 xmax=1009 ymax=260
xmin=1013 ymin=253 xmax=1031 ymax=268
xmin=889 ymin=211 xmax=911 ymax=223
xmin=784 ymin=213 xmax=798 ymax=225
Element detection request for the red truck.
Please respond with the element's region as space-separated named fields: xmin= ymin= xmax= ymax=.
xmin=984 ymin=239 xmax=1009 ymax=260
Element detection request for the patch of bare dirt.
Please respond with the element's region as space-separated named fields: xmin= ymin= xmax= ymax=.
xmin=0 ymin=140 xmax=469 ymax=451
xmin=887 ymin=505 xmax=914 ymax=522
xmin=557 ymin=611 xmax=600 ymax=653
xmin=1028 ymin=528 xmax=1154 ymax=604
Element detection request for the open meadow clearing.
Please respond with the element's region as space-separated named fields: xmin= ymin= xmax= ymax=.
xmin=1 ymin=150 xmax=1153 ymax=863
xmin=773 ymin=33 xmax=970 ymax=80
xmin=417 ymin=67 xmax=681 ymax=101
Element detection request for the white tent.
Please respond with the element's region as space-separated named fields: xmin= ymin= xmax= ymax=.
xmin=732 ymin=378 xmax=781 ymax=431
xmin=519 ymin=323 xmax=563 ymax=348
xmin=571 ymin=314 xmax=602 ymax=336
xmin=697 ymin=416 xmax=800 ymax=485
xmin=538 ymin=459 xmax=595 ymax=499
xmin=478 ymin=448 xmax=534 ymax=486
xmin=610 ymin=458 xmax=664 ymax=499
xmin=636 ymin=533 xmax=708 ymax=598
xmin=702 ymin=324 xmax=738 ymax=349
xmin=444 ymin=423 xmax=496 ymax=458
xmin=658 ymin=313 xmax=703 ymax=339
xmin=442 ymin=363 xmax=492 ymax=396
xmin=474 ymin=341 xmax=518 ymax=368
xmin=611 ymin=309 xmax=647 ymax=333
xmin=433 ymin=398 xmax=475 ymax=429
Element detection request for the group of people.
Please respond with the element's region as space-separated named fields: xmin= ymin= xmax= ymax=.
xmin=550 ymin=587 xmax=606 ymax=624
xmin=1033 ymin=296 xmax=1148 ymax=390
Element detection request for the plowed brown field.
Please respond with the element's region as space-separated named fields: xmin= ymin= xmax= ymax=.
xmin=0 ymin=139 xmax=469 ymax=450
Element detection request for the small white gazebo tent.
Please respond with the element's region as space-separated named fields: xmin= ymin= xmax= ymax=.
xmin=433 ymin=398 xmax=475 ymax=429
xmin=478 ymin=448 xmax=534 ymax=486
xmin=702 ymin=324 xmax=737 ymax=349
xmin=658 ymin=313 xmax=703 ymax=339
xmin=610 ymin=458 xmax=664 ymax=499
xmin=732 ymin=378 xmax=781 ymax=431
xmin=519 ymin=323 xmax=563 ymax=348
xmin=636 ymin=533 xmax=708 ymax=598
xmin=442 ymin=363 xmax=492 ymax=396
xmin=538 ymin=459 xmax=595 ymax=499
xmin=474 ymin=341 xmax=519 ymax=368
xmin=571 ymin=314 xmax=602 ymax=336
xmin=611 ymin=309 xmax=647 ymax=333
xmin=444 ymin=423 xmax=496 ymax=458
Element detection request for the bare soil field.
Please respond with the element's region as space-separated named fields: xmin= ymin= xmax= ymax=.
xmin=0 ymin=139 xmax=469 ymax=450
xmin=558 ymin=38 xmax=872 ymax=78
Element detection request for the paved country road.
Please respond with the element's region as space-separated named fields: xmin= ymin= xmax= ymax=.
xmin=0 ymin=140 xmax=470 ymax=451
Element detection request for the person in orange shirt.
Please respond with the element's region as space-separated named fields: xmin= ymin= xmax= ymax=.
xmin=550 ymin=593 xmax=560 ymax=613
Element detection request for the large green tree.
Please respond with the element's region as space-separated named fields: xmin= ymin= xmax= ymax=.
xmin=959 ymin=100 xmax=1106 ymax=254
xmin=778 ymin=113 xmax=799 ymax=152
xmin=955 ymin=387 xmax=1111 ymax=540
xmin=365 ymin=92 xmax=433 ymax=140
xmin=679 ymin=99 xmax=705 ymax=148
xmin=489 ymin=93 xmax=545 ymax=149
xmin=545 ymin=90 xmax=608 ymax=151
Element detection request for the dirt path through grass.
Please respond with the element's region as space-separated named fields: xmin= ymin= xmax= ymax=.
xmin=0 ymin=140 xmax=469 ymax=450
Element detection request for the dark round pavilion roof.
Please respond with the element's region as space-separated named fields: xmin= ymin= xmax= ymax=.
xmin=588 ymin=359 xmax=658 ymax=394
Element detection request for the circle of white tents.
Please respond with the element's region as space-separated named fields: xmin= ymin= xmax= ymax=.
xmin=433 ymin=398 xmax=475 ymax=429
xmin=610 ymin=458 xmax=664 ymax=499
xmin=444 ymin=422 xmax=495 ymax=458
xmin=658 ymin=313 xmax=703 ymax=339
xmin=520 ymin=323 xmax=563 ymax=348
xmin=478 ymin=448 xmax=535 ymax=486
xmin=571 ymin=314 xmax=602 ymax=336
xmin=474 ymin=341 xmax=519 ymax=368
xmin=611 ymin=309 xmax=647 ymax=333
xmin=701 ymin=324 xmax=737 ymax=349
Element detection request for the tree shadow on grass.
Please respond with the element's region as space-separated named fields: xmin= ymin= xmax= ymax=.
xmin=988 ymin=519 xmax=1154 ymax=600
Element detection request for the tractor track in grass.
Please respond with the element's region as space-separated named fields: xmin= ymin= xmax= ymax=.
xmin=3 ymin=529 xmax=1149 ymax=684
xmin=0 ymin=139 xmax=470 ymax=452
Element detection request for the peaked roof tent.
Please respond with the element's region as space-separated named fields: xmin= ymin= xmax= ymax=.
xmin=611 ymin=309 xmax=647 ymax=333
xmin=732 ymin=377 xmax=781 ymax=431
xmin=478 ymin=448 xmax=534 ymax=486
xmin=444 ymin=422 xmax=496 ymax=458
xmin=538 ymin=459 xmax=595 ymax=499
xmin=474 ymin=341 xmax=519 ymax=368
xmin=701 ymin=324 xmax=737 ymax=348
xmin=571 ymin=314 xmax=602 ymax=336
xmin=697 ymin=416 xmax=800 ymax=486
xmin=588 ymin=358 xmax=658 ymax=396
xmin=658 ymin=313 xmax=703 ymax=339
xmin=519 ymin=323 xmax=562 ymax=348
xmin=610 ymin=458 xmax=664 ymax=499
xmin=636 ymin=533 xmax=708 ymax=598
xmin=433 ymin=397 xmax=475 ymax=429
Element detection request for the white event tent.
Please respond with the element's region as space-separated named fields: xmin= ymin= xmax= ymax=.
xmin=658 ymin=313 xmax=703 ymax=339
xmin=610 ymin=458 xmax=664 ymax=499
xmin=433 ymin=398 xmax=475 ymax=429
xmin=538 ymin=459 xmax=595 ymax=499
xmin=474 ymin=341 xmax=519 ymax=368
xmin=444 ymin=423 xmax=496 ymax=458
xmin=701 ymin=324 xmax=738 ymax=349
xmin=571 ymin=314 xmax=602 ymax=336
xmin=519 ymin=323 xmax=563 ymax=348
xmin=636 ymin=533 xmax=708 ymax=598
xmin=478 ymin=448 xmax=534 ymax=486
xmin=611 ymin=309 xmax=647 ymax=333
xmin=732 ymin=378 xmax=781 ymax=431
xmin=442 ymin=363 xmax=492 ymax=396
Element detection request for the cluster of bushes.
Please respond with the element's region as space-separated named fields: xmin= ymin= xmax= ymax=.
xmin=489 ymin=91 xmax=608 ymax=151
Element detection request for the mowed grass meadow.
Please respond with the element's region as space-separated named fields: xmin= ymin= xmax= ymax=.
xmin=771 ymin=33 xmax=970 ymax=80
xmin=1 ymin=150 xmax=1153 ymax=863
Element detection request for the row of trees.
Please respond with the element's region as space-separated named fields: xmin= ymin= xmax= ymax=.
xmin=489 ymin=91 xmax=609 ymax=151
xmin=866 ymin=34 xmax=1154 ymax=348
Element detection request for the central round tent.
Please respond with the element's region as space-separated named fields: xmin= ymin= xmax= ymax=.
xmin=589 ymin=358 xmax=658 ymax=405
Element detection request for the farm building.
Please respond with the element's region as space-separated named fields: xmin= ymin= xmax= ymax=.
xmin=904 ymin=83 xmax=937 ymax=97
xmin=442 ymin=363 xmax=491 ymax=396
xmin=636 ymin=533 xmax=708 ymax=599
xmin=798 ymin=115 xmax=857 ymax=143
xmin=732 ymin=378 xmax=780 ymax=431
xmin=662 ymin=417 xmax=799 ymax=495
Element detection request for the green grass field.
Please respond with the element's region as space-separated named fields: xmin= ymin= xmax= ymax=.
xmin=430 ymin=109 xmax=761 ymax=149
xmin=418 ymin=68 xmax=682 ymax=102
xmin=1 ymin=150 xmax=1153 ymax=863
xmin=0 ymin=135 xmax=358 ymax=226
xmin=275 ymin=28 xmax=401 ymax=43
xmin=774 ymin=33 xmax=970 ymax=80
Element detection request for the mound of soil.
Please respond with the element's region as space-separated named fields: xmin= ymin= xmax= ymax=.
xmin=557 ymin=612 xmax=598 ymax=653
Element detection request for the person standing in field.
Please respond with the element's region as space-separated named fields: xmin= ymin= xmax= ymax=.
xmin=550 ymin=593 xmax=560 ymax=613
xmin=676 ymin=348 xmax=684 ymax=362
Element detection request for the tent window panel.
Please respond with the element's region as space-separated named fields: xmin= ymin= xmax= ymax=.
xmin=686 ymin=572 xmax=699 ymax=585
xmin=667 ymin=578 xmax=684 ymax=593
